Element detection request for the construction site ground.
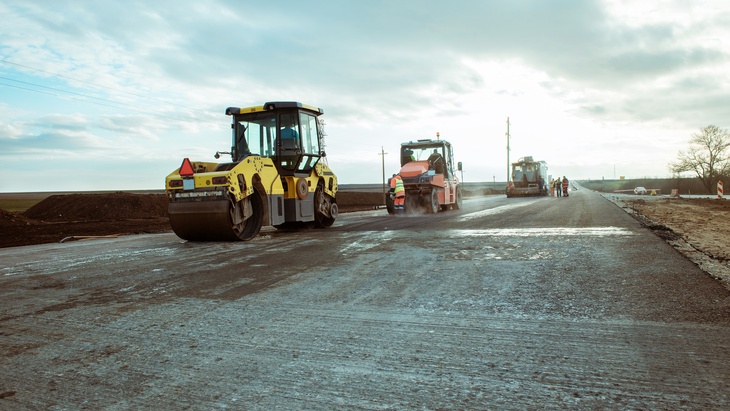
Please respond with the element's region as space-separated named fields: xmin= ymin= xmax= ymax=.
xmin=1 ymin=188 xmax=729 ymax=409
xmin=1 ymin=191 xmax=729 ymax=274
xmin=1 ymin=190 xmax=729 ymax=287
xmin=1 ymin=190 xmax=728 ymax=288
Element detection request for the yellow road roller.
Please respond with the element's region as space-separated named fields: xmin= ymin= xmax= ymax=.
xmin=165 ymin=101 xmax=338 ymax=241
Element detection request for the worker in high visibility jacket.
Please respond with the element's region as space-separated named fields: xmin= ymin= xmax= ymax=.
xmin=390 ymin=174 xmax=406 ymax=213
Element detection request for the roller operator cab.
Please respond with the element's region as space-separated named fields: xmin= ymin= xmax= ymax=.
xmin=386 ymin=139 xmax=463 ymax=214
xmin=165 ymin=102 xmax=338 ymax=241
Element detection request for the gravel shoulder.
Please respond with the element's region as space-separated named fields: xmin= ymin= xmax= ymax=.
xmin=609 ymin=195 xmax=730 ymax=289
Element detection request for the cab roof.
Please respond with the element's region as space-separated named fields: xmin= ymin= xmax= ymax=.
xmin=401 ymin=139 xmax=452 ymax=149
xmin=225 ymin=101 xmax=323 ymax=116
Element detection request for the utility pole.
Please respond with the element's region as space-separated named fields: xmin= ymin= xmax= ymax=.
xmin=379 ymin=146 xmax=388 ymax=203
xmin=506 ymin=117 xmax=511 ymax=185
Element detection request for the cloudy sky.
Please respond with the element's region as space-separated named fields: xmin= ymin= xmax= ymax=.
xmin=1 ymin=0 xmax=729 ymax=192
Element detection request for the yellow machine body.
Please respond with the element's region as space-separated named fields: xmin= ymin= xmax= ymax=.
xmin=165 ymin=102 xmax=338 ymax=241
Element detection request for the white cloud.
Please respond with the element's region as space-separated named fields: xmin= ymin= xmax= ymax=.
xmin=1 ymin=0 xmax=729 ymax=191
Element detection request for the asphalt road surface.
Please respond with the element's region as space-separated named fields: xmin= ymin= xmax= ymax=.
xmin=2 ymin=188 xmax=729 ymax=410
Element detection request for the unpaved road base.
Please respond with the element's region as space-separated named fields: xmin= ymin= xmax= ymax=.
xmin=2 ymin=189 xmax=729 ymax=409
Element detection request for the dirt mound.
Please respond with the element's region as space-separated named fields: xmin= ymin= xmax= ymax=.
xmin=0 ymin=208 xmax=38 ymax=227
xmin=685 ymin=197 xmax=730 ymax=210
xmin=23 ymin=192 xmax=168 ymax=221
xmin=1 ymin=191 xmax=384 ymax=248
xmin=19 ymin=192 xmax=383 ymax=221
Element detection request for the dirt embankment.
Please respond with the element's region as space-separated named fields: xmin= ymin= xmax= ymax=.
xmin=0 ymin=191 xmax=385 ymax=248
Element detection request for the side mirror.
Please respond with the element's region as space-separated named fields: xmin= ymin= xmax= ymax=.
xmin=457 ymin=161 xmax=462 ymax=171
xmin=214 ymin=150 xmax=232 ymax=159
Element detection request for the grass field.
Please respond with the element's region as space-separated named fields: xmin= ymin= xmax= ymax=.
xmin=0 ymin=198 xmax=44 ymax=213
xmin=0 ymin=193 xmax=53 ymax=212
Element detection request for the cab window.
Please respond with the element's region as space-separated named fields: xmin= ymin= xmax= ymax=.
xmin=234 ymin=113 xmax=276 ymax=160
xmin=299 ymin=112 xmax=320 ymax=155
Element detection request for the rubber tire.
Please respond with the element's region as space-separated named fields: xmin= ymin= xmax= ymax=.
xmin=385 ymin=189 xmax=395 ymax=215
xmin=453 ymin=187 xmax=463 ymax=210
xmin=426 ymin=190 xmax=439 ymax=214
xmin=314 ymin=184 xmax=336 ymax=228
xmin=233 ymin=189 xmax=264 ymax=241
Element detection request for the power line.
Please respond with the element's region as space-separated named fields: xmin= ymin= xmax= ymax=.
xmin=0 ymin=81 xmax=219 ymax=125
xmin=0 ymin=59 xmax=209 ymax=114
xmin=0 ymin=75 xmax=218 ymax=124
xmin=0 ymin=59 xmax=223 ymax=125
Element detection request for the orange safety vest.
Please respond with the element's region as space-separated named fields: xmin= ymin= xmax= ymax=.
xmin=390 ymin=175 xmax=405 ymax=197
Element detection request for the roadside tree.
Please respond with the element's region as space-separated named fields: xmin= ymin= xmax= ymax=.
xmin=669 ymin=125 xmax=730 ymax=193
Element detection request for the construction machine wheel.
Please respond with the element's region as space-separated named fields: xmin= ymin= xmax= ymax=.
xmin=314 ymin=183 xmax=336 ymax=228
xmin=453 ymin=187 xmax=463 ymax=210
xmin=168 ymin=189 xmax=264 ymax=241
xmin=385 ymin=189 xmax=395 ymax=215
xmin=233 ymin=190 xmax=265 ymax=240
xmin=425 ymin=189 xmax=439 ymax=214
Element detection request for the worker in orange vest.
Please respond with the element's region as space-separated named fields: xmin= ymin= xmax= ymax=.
xmin=390 ymin=174 xmax=406 ymax=213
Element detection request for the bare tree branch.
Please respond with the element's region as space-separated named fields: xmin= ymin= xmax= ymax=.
xmin=669 ymin=125 xmax=730 ymax=193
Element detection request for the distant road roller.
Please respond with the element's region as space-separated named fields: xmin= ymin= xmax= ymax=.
xmin=165 ymin=102 xmax=338 ymax=241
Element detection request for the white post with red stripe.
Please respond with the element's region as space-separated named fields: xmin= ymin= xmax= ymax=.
xmin=719 ymin=181 xmax=724 ymax=199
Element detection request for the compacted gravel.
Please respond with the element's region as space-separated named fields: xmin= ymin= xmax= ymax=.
xmin=1 ymin=188 xmax=729 ymax=409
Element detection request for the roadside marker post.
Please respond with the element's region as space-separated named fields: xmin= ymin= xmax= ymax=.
xmin=718 ymin=181 xmax=724 ymax=199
